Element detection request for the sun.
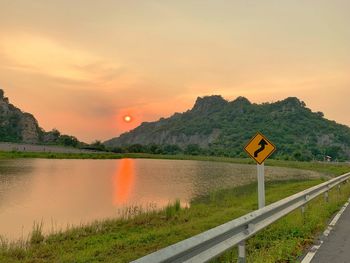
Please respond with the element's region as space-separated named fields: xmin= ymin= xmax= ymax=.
xmin=123 ymin=115 xmax=132 ymax=123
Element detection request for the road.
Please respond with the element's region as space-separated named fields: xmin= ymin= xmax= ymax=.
xmin=310 ymin=200 xmax=350 ymax=263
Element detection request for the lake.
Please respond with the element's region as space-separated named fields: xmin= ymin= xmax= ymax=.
xmin=0 ymin=158 xmax=323 ymax=240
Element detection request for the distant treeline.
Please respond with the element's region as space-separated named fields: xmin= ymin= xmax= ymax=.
xmin=104 ymin=143 xmax=346 ymax=162
xmin=2 ymin=128 xmax=347 ymax=162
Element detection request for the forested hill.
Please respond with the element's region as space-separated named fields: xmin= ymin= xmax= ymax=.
xmin=105 ymin=95 xmax=350 ymax=161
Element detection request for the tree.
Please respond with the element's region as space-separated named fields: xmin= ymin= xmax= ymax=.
xmin=58 ymin=135 xmax=79 ymax=147
xmin=147 ymin=144 xmax=163 ymax=154
xmin=162 ymin=144 xmax=182 ymax=155
xmin=184 ymin=144 xmax=202 ymax=155
xmin=127 ymin=144 xmax=146 ymax=153
xmin=89 ymin=140 xmax=106 ymax=151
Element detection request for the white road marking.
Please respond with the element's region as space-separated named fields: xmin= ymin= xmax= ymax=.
xmin=301 ymin=198 xmax=350 ymax=263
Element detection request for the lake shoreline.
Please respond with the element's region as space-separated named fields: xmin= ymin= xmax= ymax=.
xmin=1 ymin=150 xmax=349 ymax=176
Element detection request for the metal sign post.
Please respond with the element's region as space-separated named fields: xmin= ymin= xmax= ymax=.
xmin=257 ymin=163 xmax=265 ymax=208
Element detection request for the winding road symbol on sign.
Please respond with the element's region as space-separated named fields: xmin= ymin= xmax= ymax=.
xmin=254 ymin=139 xmax=268 ymax=157
xmin=244 ymin=132 xmax=276 ymax=164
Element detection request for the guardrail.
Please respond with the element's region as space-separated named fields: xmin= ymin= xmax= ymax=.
xmin=132 ymin=172 xmax=350 ymax=263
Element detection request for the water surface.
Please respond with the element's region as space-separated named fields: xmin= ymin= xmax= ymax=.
xmin=0 ymin=158 xmax=323 ymax=240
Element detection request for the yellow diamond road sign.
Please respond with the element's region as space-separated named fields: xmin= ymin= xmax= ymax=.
xmin=244 ymin=132 xmax=276 ymax=164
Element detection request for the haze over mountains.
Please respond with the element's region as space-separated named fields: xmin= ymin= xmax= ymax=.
xmin=105 ymin=95 xmax=350 ymax=161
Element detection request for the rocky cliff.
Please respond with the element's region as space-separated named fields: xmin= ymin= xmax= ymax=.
xmin=0 ymin=89 xmax=41 ymax=143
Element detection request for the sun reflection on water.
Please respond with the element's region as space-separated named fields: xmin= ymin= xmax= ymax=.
xmin=113 ymin=158 xmax=135 ymax=205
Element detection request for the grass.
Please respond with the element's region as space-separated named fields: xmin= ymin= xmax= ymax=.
xmin=165 ymin=199 xmax=181 ymax=219
xmin=1 ymin=178 xmax=350 ymax=262
xmin=29 ymin=222 xmax=45 ymax=246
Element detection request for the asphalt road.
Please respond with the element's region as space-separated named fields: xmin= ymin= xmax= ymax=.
xmin=311 ymin=201 xmax=350 ymax=263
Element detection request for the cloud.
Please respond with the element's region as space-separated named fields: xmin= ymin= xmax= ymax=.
xmin=0 ymin=34 xmax=123 ymax=86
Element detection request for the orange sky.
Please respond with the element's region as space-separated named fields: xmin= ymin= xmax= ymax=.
xmin=0 ymin=1 xmax=349 ymax=142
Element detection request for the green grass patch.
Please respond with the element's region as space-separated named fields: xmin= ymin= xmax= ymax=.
xmin=1 ymin=178 xmax=350 ymax=262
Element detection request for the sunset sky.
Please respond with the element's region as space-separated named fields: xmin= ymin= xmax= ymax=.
xmin=1 ymin=0 xmax=349 ymax=142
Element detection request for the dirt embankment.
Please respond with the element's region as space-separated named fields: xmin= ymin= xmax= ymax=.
xmin=0 ymin=142 xmax=101 ymax=154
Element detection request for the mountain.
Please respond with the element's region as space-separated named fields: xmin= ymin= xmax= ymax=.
xmin=0 ymin=89 xmax=43 ymax=143
xmin=105 ymin=95 xmax=350 ymax=161
xmin=0 ymin=89 xmax=79 ymax=146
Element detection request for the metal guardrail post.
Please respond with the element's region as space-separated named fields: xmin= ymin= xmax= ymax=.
xmin=324 ymin=191 xmax=329 ymax=202
xmin=238 ymin=241 xmax=246 ymax=263
xmin=301 ymin=194 xmax=309 ymax=217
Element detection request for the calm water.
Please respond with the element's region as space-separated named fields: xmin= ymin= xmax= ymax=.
xmin=0 ymin=158 xmax=323 ymax=240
